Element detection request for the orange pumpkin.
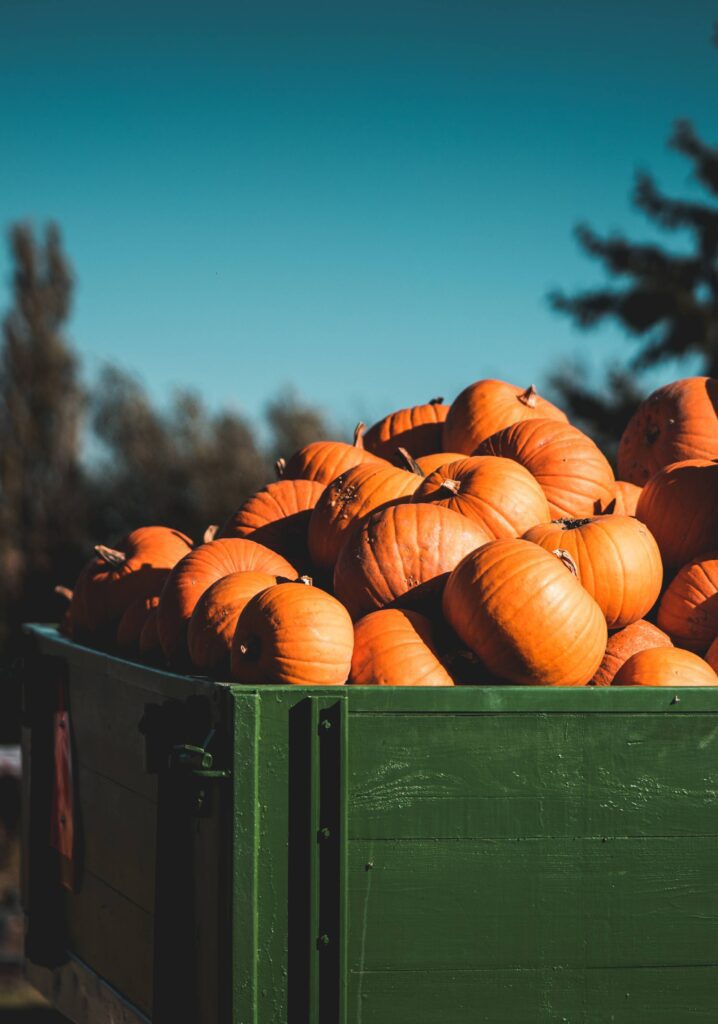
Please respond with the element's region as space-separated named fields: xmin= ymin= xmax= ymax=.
xmin=476 ymin=419 xmax=615 ymax=518
xmin=443 ymin=379 xmax=567 ymax=454
xmin=278 ymin=423 xmax=385 ymax=485
xmin=350 ymin=609 xmax=454 ymax=686
xmin=635 ymin=459 xmax=718 ymax=568
xmin=308 ymin=462 xmax=422 ymax=572
xmin=334 ymin=503 xmax=491 ymax=620
xmin=231 ymin=581 xmax=353 ymax=685
xmin=613 ymin=646 xmax=718 ymax=686
xmin=592 ymin=620 xmax=673 ymax=687
xmin=157 ymin=538 xmax=297 ymax=667
xmin=364 ymin=398 xmax=450 ymax=459
xmin=412 ymin=456 xmax=551 ymax=539
xmin=139 ymin=607 xmax=162 ymax=662
xmin=706 ymin=637 xmax=718 ymax=674
xmin=442 ymin=539 xmax=607 ymax=686
xmin=617 ymin=377 xmax=718 ymax=485
xmin=595 ymin=480 xmax=642 ymax=517
xmin=523 ymin=515 xmax=662 ymax=629
xmin=116 ymin=593 xmax=163 ymax=658
xmin=187 ymin=571 xmax=279 ymax=674
xmin=657 ymin=552 xmax=718 ymax=652
xmin=413 ymin=451 xmax=467 ymax=475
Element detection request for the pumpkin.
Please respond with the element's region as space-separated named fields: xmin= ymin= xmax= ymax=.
xmin=117 ymin=594 xmax=162 ymax=658
xmin=475 ymin=418 xmax=615 ymax=518
xmin=635 ymin=459 xmax=718 ymax=568
xmin=412 ymin=455 xmax=551 ymax=539
xmin=70 ymin=526 xmax=193 ymax=638
xmin=523 ymin=515 xmax=662 ymax=629
xmin=187 ymin=571 xmax=280 ymax=674
xmin=231 ymin=581 xmax=353 ymax=685
xmin=617 ymin=377 xmax=718 ymax=485
xmin=139 ymin=607 xmax=162 ymax=662
xmin=350 ymin=608 xmax=454 ymax=686
xmin=157 ymin=538 xmax=297 ymax=667
xmin=278 ymin=423 xmax=385 ymax=486
xmin=591 ymin=620 xmax=673 ymax=687
xmin=443 ymin=379 xmax=567 ymax=454
xmin=657 ymin=552 xmax=718 ymax=652
xmin=613 ymin=646 xmax=718 ymax=687
xmin=308 ymin=462 xmax=423 ymax=572
xmin=442 ymin=539 xmax=607 ymax=686
xmin=334 ymin=503 xmax=491 ymax=621
xmin=364 ymin=398 xmax=450 ymax=459
xmin=218 ymin=479 xmax=324 ymax=572
xmin=706 ymin=637 xmax=718 ymax=674
xmin=413 ymin=451 xmax=467 ymax=475
xmin=595 ymin=480 xmax=642 ymax=517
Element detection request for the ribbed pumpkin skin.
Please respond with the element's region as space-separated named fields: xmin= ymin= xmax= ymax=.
xmin=523 ymin=515 xmax=662 ymax=629
xmin=364 ymin=400 xmax=450 ymax=459
xmin=281 ymin=438 xmax=384 ymax=486
xmin=592 ymin=620 xmax=672 ymax=687
xmin=188 ymin=571 xmax=278 ymax=673
xmin=614 ymin=646 xmax=718 ymax=687
xmin=71 ymin=526 xmax=193 ymax=636
xmin=116 ymin=593 xmax=163 ymax=658
xmin=476 ymin=419 xmax=615 ymax=518
xmin=350 ymin=609 xmax=454 ymax=686
xmin=414 ymin=452 xmax=467 ymax=475
xmin=412 ymin=456 xmax=551 ymax=539
xmin=218 ymin=479 xmax=325 ymax=571
xmin=231 ymin=584 xmax=354 ymax=685
xmin=617 ymin=377 xmax=718 ymax=485
xmin=657 ymin=553 xmax=718 ymax=652
xmin=635 ymin=459 xmax=718 ymax=568
xmin=443 ymin=379 xmax=567 ymax=455
xmin=596 ymin=480 xmax=642 ymax=517
xmin=308 ymin=464 xmax=422 ymax=572
xmin=442 ymin=539 xmax=607 ymax=686
xmin=706 ymin=637 xmax=718 ymax=674
xmin=334 ymin=504 xmax=491 ymax=621
xmin=157 ymin=539 xmax=297 ymax=667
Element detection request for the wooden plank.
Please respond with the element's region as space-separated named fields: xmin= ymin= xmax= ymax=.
xmin=349 ymin=712 xmax=718 ymax=839
xmin=26 ymin=955 xmax=150 ymax=1024
xmin=231 ymin=691 xmax=260 ymax=1024
xmin=348 ymin=965 xmax=718 ymax=1024
xmin=347 ymin=838 xmax=718 ymax=972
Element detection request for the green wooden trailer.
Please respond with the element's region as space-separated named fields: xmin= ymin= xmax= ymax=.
xmin=20 ymin=623 xmax=718 ymax=1023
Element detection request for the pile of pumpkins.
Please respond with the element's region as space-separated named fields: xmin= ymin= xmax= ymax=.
xmin=61 ymin=376 xmax=718 ymax=688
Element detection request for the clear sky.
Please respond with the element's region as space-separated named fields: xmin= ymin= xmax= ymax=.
xmin=1 ymin=1 xmax=716 ymax=431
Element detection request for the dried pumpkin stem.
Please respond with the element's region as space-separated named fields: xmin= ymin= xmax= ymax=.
xmin=353 ymin=422 xmax=366 ymax=449
xmin=94 ymin=545 xmax=126 ymax=567
xmin=54 ymin=585 xmax=73 ymax=602
xmin=298 ymin=575 xmax=314 ymax=586
xmin=203 ymin=524 xmax=219 ymax=544
xmin=552 ymin=548 xmax=579 ymax=577
xmin=429 ymin=396 xmax=444 ymax=405
xmin=438 ymin=478 xmax=461 ymax=495
xmin=275 ymin=457 xmax=287 ymax=478
xmin=518 ymin=384 xmax=538 ymax=408
xmin=395 ymin=447 xmax=425 ymax=476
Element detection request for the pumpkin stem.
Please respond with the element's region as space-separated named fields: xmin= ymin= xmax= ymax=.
xmin=54 ymin=585 xmax=73 ymax=602
xmin=275 ymin=457 xmax=287 ymax=478
xmin=517 ymin=384 xmax=538 ymax=408
xmin=298 ymin=575 xmax=314 ymax=586
xmin=395 ymin=447 xmax=425 ymax=476
xmin=94 ymin=545 xmax=126 ymax=567
xmin=237 ymin=637 xmax=260 ymax=661
xmin=555 ymin=517 xmax=593 ymax=530
xmin=429 ymin=396 xmax=444 ymax=405
xmin=438 ymin=478 xmax=461 ymax=495
xmin=353 ymin=422 xmax=366 ymax=449
xmin=552 ymin=548 xmax=579 ymax=577
xmin=203 ymin=524 xmax=219 ymax=544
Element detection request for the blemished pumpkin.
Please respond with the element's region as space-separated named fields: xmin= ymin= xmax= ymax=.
xmin=308 ymin=462 xmax=423 ymax=572
xmin=231 ymin=581 xmax=354 ymax=685
xmin=278 ymin=424 xmax=385 ymax=485
xmin=116 ymin=593 xmax=163 ymax=659
xmin=187 ymin=571 xmax=280 ymax=674
xmin=476 ymin=418 xmax=615 ymax=518
xmin=364 ymin=398 xmax=450 ymax=460
xmin=350 ymin=608 xmax=454 ymax=686
xmin=157 ymin=538 xmax=297 ymax=668
xmin=333 ymin=503 xmax=492 ymax=621
xmin=617 ymin=377 xmax=718 ymax=486
xmin=523 ymin=515 xmax=662 ymax=629
xmin=443 ymin=379 xmax=567 ymax=454
xmin=218 ymin=479 xmax=325 ymax=572
xmin=591 ymin=620 xmax=673 ymax=687
xmin=657 ymin=552 xmax=718 ymax=653
xmin=613 ymin=646 xmax=718 ymax=687
xmin=706 ymin=637 xmax=718 ymax=674
xmin=442 ymin=538 xmax=607 ymax=686
xmin=412 ymin=455 xmax=551 ymax=539
xmin=595 ymin=480 xmax=642 ymax=517
xmin=635 ymin=459 xmax=718 ymax=568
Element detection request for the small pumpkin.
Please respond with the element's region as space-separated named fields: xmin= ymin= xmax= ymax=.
xmin=592 ymin=620 xmax=673 ymax=687
xmin=617 ymin=377 xmax=718 ymax=485
xmin=231 ymin=580 xmax=354 ymax=685
xmin=187 ymin=571 xmax=280 ymax=674
xmin=412 ymin=455 xmax=551 ymax=539
xmin=278 ymin=423 xmax=385 ymax=485
xmin=706 ymin=637 xmax=718 ymax=674
xmin=117 ymin=593 xmax=163 ymax=659
xmin=333 ymin=503 xmax=492 ymax=621
xmin=476 ymin=419 xmax=615 ymax=518
xmin=350 ymin=608 xmax=454 ymax=686
xmin=613 ymin=646 xmax=718 ymax=687
xmin=595 ymin=480 xmax=642 ymax=517
xmin=443 ymin=379 xmax=567 ymax=454
xmin=635 ymin=459 xmax=718 ymax=568
xmin=523 ymin=515 xmax=662 ymax=629
xmin=657 ymin=552 xmax=718 ymax=652
xmin=442 ymin=539 xmax=607 ymax=686
xmin=364 ymin=398 xmax=450 ymax=459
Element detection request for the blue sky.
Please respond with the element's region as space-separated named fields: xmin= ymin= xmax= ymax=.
xmin=1 ymin=1 xmax=716 ymax=432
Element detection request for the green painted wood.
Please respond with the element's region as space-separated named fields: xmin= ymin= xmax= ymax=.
xmin=349 ymin=712 xmax=718 ymax=839
xmin=231 ymin=691 xmax=260 ymax=1024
